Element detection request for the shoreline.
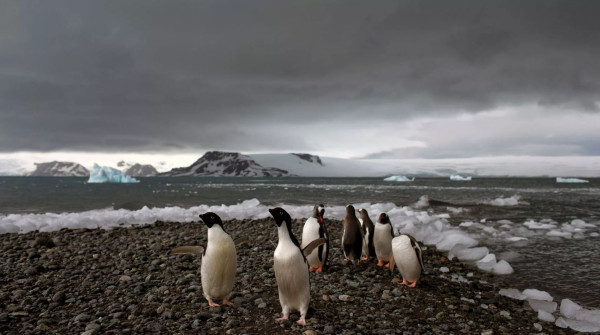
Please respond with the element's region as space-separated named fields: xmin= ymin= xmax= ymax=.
xmin=1 ymin=219 xmax=577 ymax=334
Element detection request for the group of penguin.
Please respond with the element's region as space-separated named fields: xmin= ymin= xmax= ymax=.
xmin=170 ymin=204 xmax=424 ymax=327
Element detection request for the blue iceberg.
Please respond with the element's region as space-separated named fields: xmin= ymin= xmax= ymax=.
xmin=384 ymin=175 xmax=415 ymax=182
xmin=556 ymin=177 xmax=589 ymax=184
xmin=88 ymin=164 xmax=140 ymax=183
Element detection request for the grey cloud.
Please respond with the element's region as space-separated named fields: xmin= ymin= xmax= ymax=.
xmin=1 ymin=0 xmax=600 ymax=153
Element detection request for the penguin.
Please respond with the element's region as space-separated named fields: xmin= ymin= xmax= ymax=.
xmin=373 ymin=212 xmax=394 ymax=267
xmin=390 ymin=233 xmax=424 ymax=288
xmin=342 ymin=205 xmax=363 ymax=265
xmin=269 ymin=207 xmax=326 ymax=326
xmin=301 ymin=204 xmax=329 ymax=272
xmin=357 ymin=208 xmax=375 ymax=261
xmin=170 ymin=212 xmax=237 ymax=307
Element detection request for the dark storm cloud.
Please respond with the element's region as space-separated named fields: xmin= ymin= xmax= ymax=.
xmin=1 ymin=0 xmax=599 ymax=154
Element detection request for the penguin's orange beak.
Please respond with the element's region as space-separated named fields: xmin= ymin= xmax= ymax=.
xmin=318 ymin=214 xmax=324 ymax=224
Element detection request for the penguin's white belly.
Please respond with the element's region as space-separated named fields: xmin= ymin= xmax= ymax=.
xmin=201 ymin=239 xmax=236 ymax=300
xmin=392 ymin=236 xmax=421 ymax=282
xmin=374 ymin=225 xmax=393 ymax=260
xmin=362 ymin=229 xmax=369 ymax=258
xmin=301 ymin=219 xmax=323 ymax=267
xmin=274 ymin=243 xmax=310 ymax=313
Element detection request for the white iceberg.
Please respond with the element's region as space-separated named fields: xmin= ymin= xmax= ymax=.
xmin=450 ymin=175 xmax=472 ymax=181
xmin=556 ymin=177 xmax=589 ymax=183
xmin=88 ymin=164 xmax=140 ymax=184
xmin=383 ymin=175 xmax=414 ymax=182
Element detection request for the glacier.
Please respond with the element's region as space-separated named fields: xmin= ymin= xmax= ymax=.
xmin=88 ymin=164 xmax=140 ymax=183
xmin=383 ymin=175 xmax=414 ymax=182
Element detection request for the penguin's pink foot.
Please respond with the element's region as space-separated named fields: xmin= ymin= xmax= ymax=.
xmin=309 ymin=266 xmax=317 ymax=271
xmin=222 ymin=299 xmax=234 ymax=306
xmin=396 ymin=279 xmax=409 ymax=286
xmin=296 ymin=314 xmax=307 ymax=326
xmin=361 ymin=256 xmax=368 ymax=261
xmin=407 ymin=281 xmax=417 ymax=288
xmin=316 ymin=265 xmax=323 ymax=272
xmin=384 ymin=263 xmax=390 ymax=268
xmin=343 ymin=258 xmax=349 ymax=262
xmin=377 ymin=260 xmax=384 ymax=267
xmin=275 ymin=314 xmax=289 ymax=322
xmin=207 ymin=299 xmax=220 ymax=307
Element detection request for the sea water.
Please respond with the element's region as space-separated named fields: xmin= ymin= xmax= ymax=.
xmin=1 ymin=176 xmax=599 ymax=310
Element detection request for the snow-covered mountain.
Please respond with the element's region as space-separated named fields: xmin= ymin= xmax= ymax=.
xmin=159 ymin=151 xmax=292 ymax=177
xmin=124 ymin=163 xmax=158 ymax=177
xmin=29 ymin=161 xmax=89 ymax=177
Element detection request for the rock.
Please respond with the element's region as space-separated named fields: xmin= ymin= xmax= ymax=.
xmin=51 ymin=291 xmax=66 ymax=303
xmin=85 ymin=322 xmax=101 ymax=334
xmin=74 ymin=313 xmax=91 ymax=323
xmin=338 ymin=295 xmax=352 ymax=302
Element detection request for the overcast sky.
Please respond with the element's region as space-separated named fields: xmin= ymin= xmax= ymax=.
xmin=1 ymin=0 xmax=600 ymax=162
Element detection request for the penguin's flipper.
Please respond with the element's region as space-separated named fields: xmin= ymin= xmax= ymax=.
xmin=389 ymin=255 xmax=395 ymax=273
xmin=406 ymin=234 xmax=425 ymax=272
xmin=170 ymin=246 xmax=205 ymax=256
xmin=302 ymin=238 xmax=327 ymax=256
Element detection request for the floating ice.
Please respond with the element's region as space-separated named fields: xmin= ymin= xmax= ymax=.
xmin=524 ymin=220 xmax=557 ymax=230
xmin=88 ymin=164 xmax=139 ymax=183
xmin=556 ymin=177 xmax=589 ymax=184
xmin=383 ymin=175 xmax=414 ymax=182
xmin=486 ymin=195 xmax=521 ymax=207
xmin=435 ymin=231 xmax=478 ymax=251
xmin=499 ymin=288 xmax=527 ymax=300
xmin=546 ymin=230 xmax=572 ymax=239
xmin=523 ymin=289 xmax=554 ymax=302
xmin=450 ymin=174 xmax=472 ymax=181
xmin=506 ymin=236 xmax=528 ymax=242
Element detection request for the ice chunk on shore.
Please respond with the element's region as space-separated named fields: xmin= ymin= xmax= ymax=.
xmin=88 ymin=164 xmax=139 ymax=183
xmin=384 ymin=175 xmax=414 ymax=182
xmin=560 ymin=299 xmax=600 ymax=325
xmin=449 ymin=246 xmax=489 ymax=261
xmin=450 ymin=174 xmax=472 ymax=181
xmin=538 ymin=310 xmax=556 ymax=322
xmin=556 ymin=177 xmax=589 ymax=183
xmin=499 ymin=288 xmax=527 ymax=300
xmin=413 ymin=195 xmax=429 ymax=208
xmin=493 ymin=260 xmax=514 ymax=275
xmin=476 ymin=254 xmax=497 ymax=271
xmin=436 ymin=231 xmax=478 ymax=251
xmin=529 ymin=299 xmax=557 ymax=313
xmin=524 ymin=220 xmax=556 ymax=230
xmin=556 ymin=317 xmax=600 ymax=332
xmin=523 ymin=289 xmax=554 ymax=302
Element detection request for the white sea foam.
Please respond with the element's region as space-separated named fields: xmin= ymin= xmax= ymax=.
xmin=485 ymin=195 xmax=521 ymax=206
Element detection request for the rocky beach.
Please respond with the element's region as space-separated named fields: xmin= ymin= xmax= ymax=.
xmin=0 ymin=218 xmax=577 ymax=334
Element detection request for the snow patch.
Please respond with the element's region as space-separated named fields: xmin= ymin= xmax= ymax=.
xmin=450 ymin=174 xmax=472 ymax=181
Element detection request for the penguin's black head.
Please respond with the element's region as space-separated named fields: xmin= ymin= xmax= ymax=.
xmin=313 ymin=204 xmax=325 ymax=223
xmin=269 ymin=207 xmax=291 ymax=227
xmin=346 ymin=204 xmax=356 ymax=215
xmin=378 ymin=213 xmax=390 ymax=223
xmin=357 ymin=208 xmax=369 ymax=216
xmin=199 ymin=212 xmax=223 ymax=228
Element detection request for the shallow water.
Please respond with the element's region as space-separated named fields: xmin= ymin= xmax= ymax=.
xmin=1 ymin=176 xmax=599 ymax=307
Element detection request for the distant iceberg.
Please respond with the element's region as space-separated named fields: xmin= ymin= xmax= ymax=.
xmin=556 ymin=177 xmax=589 ymax=184
xmin=450 ymin=175 xmax=472 ymax=181
xmin=384 ymin=175 xmax=414 ymax=182
xmin=88 ymin=164 xmax=140 ymax=183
